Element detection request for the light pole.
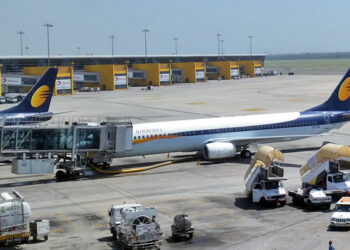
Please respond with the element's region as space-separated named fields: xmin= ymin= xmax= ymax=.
xmin=17 ymin=31 xmax=24 ymax=56
xmin=216 ymin=33 xmax=221 ymax=56
xmin=248 ymin=35 xmax=253 ymax=55
xmin=43 ymin=24 xmax=53 ymax=66
xmin=173 ymin=37 xmax=178 ymax=55
xmin=220 ymin=40 xmax=224 ymax=55
xmin=77 ymin=46 xmax=80 ymax=55
xmin=109 ymin=35 xmax=115 ymax=55
xmin=25 ymin=46 xmax=29 ymax=55
xmin=142 ymin=29 xmax=149 ymax=63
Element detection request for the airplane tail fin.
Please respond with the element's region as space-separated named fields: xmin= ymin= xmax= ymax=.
xmin=3 ymin=68 xmax=58 ymax=114
xmin=306 ymin=68 xmax=350 ymax=111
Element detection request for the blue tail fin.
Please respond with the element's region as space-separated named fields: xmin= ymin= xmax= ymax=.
xmin=2 ymin=68 xmax=58 ymax=114
xmin=306 ymin=68 xmax=350 ymax=111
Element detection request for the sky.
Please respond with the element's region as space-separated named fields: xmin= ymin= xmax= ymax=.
xmin=0 ymin=0 xmax=349 ymax=56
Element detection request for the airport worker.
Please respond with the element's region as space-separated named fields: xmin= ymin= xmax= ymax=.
xmin=329 ymin=240 xmax=335 ymax=250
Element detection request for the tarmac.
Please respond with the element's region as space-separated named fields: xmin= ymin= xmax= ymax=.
xmin=1 ymin=73 xmax=350 ymax=250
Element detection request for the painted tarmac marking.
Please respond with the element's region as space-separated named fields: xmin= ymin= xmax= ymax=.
xmin=214 ymin=221 xmax=229 ymax=228
xmin=291 ymin=98 xmax=306 ymax=102
xmin=93 ymin=223 xmax=109 ymax=229
xmin=243 ymin=108 xmax=265 ymax=111
xmin=108 ymin=184 xmax=139 ymax=201
xmin=50 ymin=228 xmax=65 ymax=233
xmin=58 ymin=213 xmax=80 ymax=230
xmin=187 ymin=102 xmax=204 ymax=105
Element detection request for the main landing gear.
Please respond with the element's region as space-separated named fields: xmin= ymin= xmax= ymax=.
xmin=240 ymin=149 xmax=252 ymax=159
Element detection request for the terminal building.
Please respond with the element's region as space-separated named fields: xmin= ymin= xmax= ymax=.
xmin=0 ymin=54 xmax=265 ymax=94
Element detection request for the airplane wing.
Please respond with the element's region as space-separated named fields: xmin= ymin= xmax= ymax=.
xmin=53 ymin=111 xmax=74 ymax=115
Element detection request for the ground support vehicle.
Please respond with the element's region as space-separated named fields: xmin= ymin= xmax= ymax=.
xmin=330 ymin=197 xmax=350 ymax=229
xmin=109 ymin=204 xmax=141 ymax=240
xmin=171 ymin=214 xmax=194 ymax=241
xmin=29 ymin=220 xmax=49 ymax=242
xmin=109 ymin=203 xmax=162 ymax=249
xmin=300 ymin=143 xmax=350 ymax=198
xmin=5 ymin=93 xmax=26 ymax=103
xmin=289 ymin=188 xmax=331 ymax=210
xmin=0 ymin=97 xmax=6 ymax=104
xmin=0 ymin=190 xmax=49 ymax=245
xmin=244 ymin=146 xmax=287 ymax=206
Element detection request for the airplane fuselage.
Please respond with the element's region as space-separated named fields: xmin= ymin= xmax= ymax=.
xmin=112 ymin=110 xmax=348 ymax=158
xmin=0 ymin=112 xmax=53 ymax=126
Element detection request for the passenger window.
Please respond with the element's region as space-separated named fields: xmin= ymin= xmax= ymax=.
xmin=254 ymin=184 xmax=262 ymax=190
xmin=328 ymin=176 xmax=333 ymax=182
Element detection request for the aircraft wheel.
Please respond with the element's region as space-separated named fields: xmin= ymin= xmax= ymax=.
xmin=241 ymin=150 xmax=252 ymax=159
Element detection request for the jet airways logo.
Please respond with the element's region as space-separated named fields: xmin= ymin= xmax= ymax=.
xmin=338 ymin=77 xmax=350 ymax=101
xmin=31 ymin=85 xmax=51 ymax=108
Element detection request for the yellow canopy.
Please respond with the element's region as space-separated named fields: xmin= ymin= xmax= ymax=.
xmin=300 ymin=143 xmax=350 ymax=176
xmin=244 ymin=146 xmax=284 ymax=180
xmin=251 ymin=146 xmax=284 ymax=168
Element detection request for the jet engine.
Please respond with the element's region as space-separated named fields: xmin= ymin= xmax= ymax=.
xmin=203 ymin=142 xmax=236 ymax=159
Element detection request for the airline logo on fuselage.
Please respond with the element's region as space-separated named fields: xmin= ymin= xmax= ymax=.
xmin=338 ymin=77 xmax=350 ymax=101
xmin=31 ymin=85 xmax=51 ymax=108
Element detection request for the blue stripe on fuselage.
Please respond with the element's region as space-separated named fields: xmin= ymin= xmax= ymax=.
xmin=160 ymin=111 xmax=347 ymax=138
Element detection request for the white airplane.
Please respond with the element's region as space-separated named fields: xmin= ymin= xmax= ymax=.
xmin=108 ymin=69 xmax=350 ymax=160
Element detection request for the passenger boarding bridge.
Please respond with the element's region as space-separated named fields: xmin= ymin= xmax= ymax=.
xmin=0 ymin=121 xmax=133 ymax=154
xmin=1 ymin=119 xmax=134 ymax=178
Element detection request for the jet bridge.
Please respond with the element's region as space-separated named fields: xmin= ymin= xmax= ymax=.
xmin=2 ymin=121 xmax=133 ymax=178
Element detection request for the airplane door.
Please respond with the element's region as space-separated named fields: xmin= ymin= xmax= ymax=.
xmin=323 ymin=114 xmax=331 ymax=129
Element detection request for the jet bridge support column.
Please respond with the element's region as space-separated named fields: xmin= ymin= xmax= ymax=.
xmin=0 ymin=64 xmax=2 ymax=96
